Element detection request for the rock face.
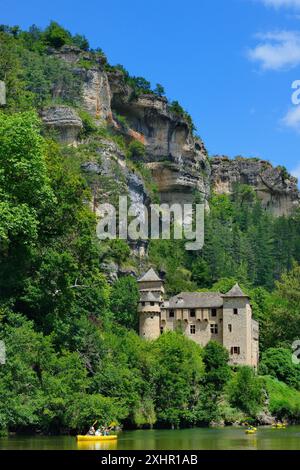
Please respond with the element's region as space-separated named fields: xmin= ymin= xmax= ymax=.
xmin=81 ymin=138 xmax=149 ymax=257
xmin=81 ymin=68 xmax=112 ymax=121
xmin=51 ymin=45 xmax=112 ymax=122
xmin=41 ymin=105 xmax=83 ymax=146
xmin=211 ymin=156 xmax=300 ymax=216
xmin=108 ymin=71 xmax=210 ymax=205
xmin=50 ymin=46 xmax=210 ymax=206
xmin=48 ymin=46 xmax=299 ymax=218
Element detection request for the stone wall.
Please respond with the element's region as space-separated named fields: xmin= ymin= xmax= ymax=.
xmin=222 ymin=298 xmax=253 ymax=366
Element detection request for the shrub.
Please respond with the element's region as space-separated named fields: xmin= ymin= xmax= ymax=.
xmin=259 ymin=348 xmax=300 ymax=390
xmin=127 ymin=140 xmax=146 ymax=160
xmin=228 ymin=367 xmax=264 ymax=416
xmin=115 ymin=113 xmax=129 ymax=131
xmin=264 ymin=376 xmax=300 ymax=422
xmin=78 ymin=110 xmax=98 ymax=138
xmin=153 ymin=84 xmax=165 ymax=97
xmin=43 ymin=21 xmax=72 ymax=49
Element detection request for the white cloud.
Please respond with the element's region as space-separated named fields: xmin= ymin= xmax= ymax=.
xmin=259 ymin=0 xmax=300 ymax=8
xmin=248 ymin=31 xmax=300 ymax=70
xmin=281 ymin=105 xmax=300 ymax=130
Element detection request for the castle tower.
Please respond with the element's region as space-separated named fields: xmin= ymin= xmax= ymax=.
xmin=138 ymin=268 xmax=164 ymax=340
xmin=222 ymin=284 xmax=254 ymax=366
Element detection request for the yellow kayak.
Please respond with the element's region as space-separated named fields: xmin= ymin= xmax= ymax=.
xmin=245 ymin=427 xmax=257 ymax=434
xmin=77 ymin=435 xmax=118 ymax=442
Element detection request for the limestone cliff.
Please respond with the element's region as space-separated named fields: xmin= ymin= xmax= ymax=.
xmin=44 ymin=46 xmax=211 ymax=206
xmin=107 ymin=70 xmax=210 ymax=205
xmin=41 ymin=45 xmax=299 ymax=218
xmin=211 ymin=156 xmax=299 ymax=216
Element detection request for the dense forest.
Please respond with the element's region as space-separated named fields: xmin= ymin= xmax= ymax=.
xmin=0 ymin=22 xmax=300 ymax=435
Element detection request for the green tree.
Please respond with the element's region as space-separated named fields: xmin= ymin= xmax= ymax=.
xmin=154 ymin=84 xmax=165 ymax=97
xmin=0 ymin=31 xmax=34 ymax=110
xmin=72 ymin=34 xmax=90 ymax=51
xmin=259 ymin=348 xmax=300 ymax=390
xmin=127 ymin=140 xmax=146 ymax=160
xmin=203 ymin=341 xmax=231 ymax=392
xmin=110 ymin=276 xmax=140 ymax=330
xmin=228 ymin=367 xmax=264 ymax=416
xmin=152 ymin=332 xmax=204 ymax=428
xmin=263 ymin=264 xmax=300 ymax=348
xmin=191 ymin=258 xmax=211 ymax=288
xmin=43 ymin=21 xmax=72 ymax=49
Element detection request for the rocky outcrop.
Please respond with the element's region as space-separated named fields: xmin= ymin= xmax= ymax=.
xmin=51 ymin=45 xmax=112 ymax=122
xmin=81 ymin=138 xmax=149 ymax=257
xmin=41 ymin=105 xmax=83 ymax=146
xmin=108 ymin=72 xmax=211 ymax=205
xmin=211 ymin=156 xmax=300 ymax=216
xmin=81 ymin=69 xmax=111 ymax=121
xmin=50 ymin=46 xmax=211 ymax=206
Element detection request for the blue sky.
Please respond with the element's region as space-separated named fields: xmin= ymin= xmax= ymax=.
xmin=1 ymin=0 xmax=300 ymax=180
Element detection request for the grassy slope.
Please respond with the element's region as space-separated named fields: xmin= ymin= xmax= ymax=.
xmin=263 ymin=376 xmax=300 ymax=420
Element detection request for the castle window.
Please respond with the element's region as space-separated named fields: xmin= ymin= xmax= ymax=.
xmin=190 ymin=325 xmax=196 ymax=335
xmin=190 ymin=309 xmax=196 ymax=318
xmin=150 ymin=302 xmax=155 ymax=306
xmin=228 ymin=324 xmax=232 ymax=333
xmin=211 ymin=308 xmax=217 ymax=317
xmin=210 ymin=324 xmax=218 ymax=335
xmin=231 ymin=347 xmax=240 ymax=355
xmin=234 ymin=308 xmax=238 ymax=315
xmin=169 ymin=310 xmax=175 ymax=319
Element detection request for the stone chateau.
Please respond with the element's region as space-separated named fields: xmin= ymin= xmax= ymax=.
xmin=138 ymin=268 xmax=259 ymax=367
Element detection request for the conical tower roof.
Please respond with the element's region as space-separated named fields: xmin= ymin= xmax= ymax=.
xmin=138 ymin=268 xmax=162 ymax=283
xmin=222 ymin=283 xmax=249 ymax=298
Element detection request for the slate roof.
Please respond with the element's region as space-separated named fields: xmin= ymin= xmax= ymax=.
xmin=166 ymin=292 xmax=223 ymax=309
xmin=222 ymin=283 xmax=248 ymax=298
xmin=138 ymin=268 xmax=162 ymax=283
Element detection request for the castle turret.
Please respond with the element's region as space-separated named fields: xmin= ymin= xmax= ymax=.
xmin=138 ymin=268 xmax=164 ymax=340
xmin=222 ymin=284 xmax=256 ymax=366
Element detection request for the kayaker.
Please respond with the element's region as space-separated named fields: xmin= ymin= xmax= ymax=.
xmin=95 ymin=428 xmax=102 ymax=436
xmin=86 ymin=426 xmax=95 ymax=436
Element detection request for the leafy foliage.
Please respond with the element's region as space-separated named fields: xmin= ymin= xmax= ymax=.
xmin=228 ymin=367 xmax=264 ymax=416
xmin=1 ymin=21 xmax=300 ymax=434
xmin=259 ymin=348 xmax=300 ymax=390
xmin=110 ymin=276 xmax=140 ymax=330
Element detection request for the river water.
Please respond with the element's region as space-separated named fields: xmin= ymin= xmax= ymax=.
xmin=0 ymin=427 xmax=300 ymax=450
